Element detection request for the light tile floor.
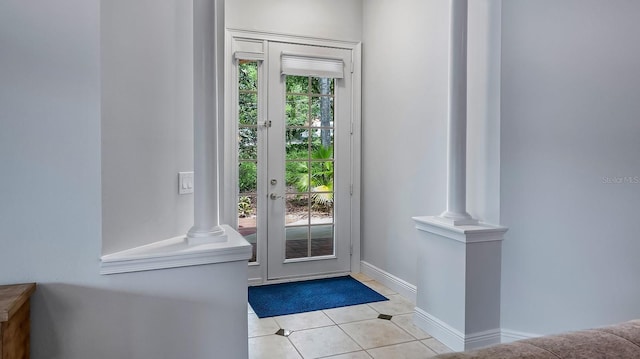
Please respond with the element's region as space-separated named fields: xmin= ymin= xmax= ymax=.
xmin=248 ymin=273 xmax=453 ymax=359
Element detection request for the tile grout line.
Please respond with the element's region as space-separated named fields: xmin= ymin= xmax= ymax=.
xmin=248 ymin=274 xmax=447 ymax=358
xmin=286 ymin=335 xmax=305 ymax=359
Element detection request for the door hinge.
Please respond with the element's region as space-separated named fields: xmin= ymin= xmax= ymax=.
xmin=350 ymin=184 xmax=353 ymax=195
xmin=350 ymin=61 xmax=354 ymax=74
xmin=262 ymin=120 xmax=272 ymax=128
xmin=350 ymin=122 xmax=354 ymax=135
xmin=350 ymin=244 xmax=353 ymax=255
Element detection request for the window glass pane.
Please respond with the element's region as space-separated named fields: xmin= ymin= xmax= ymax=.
xmin=311 ymin=97 xmax=334 ymax=127
xmin=286 ymin=160 xmax=308 ymax=193
xmin=239 ymin=93 xmax=258 ymax=125
xmin=239 ymin=61 xmax=258 ymax=91
xmin=238 ymin=161 xmax=257 ymax=194
xmin=311 ymin=78 xmax=334 ymax=95
xmin=237 ymin=60 xmax=259 ymax=263
xmin=286 ymin=75 xmax=309 ymax=94
xmin=310 ymin=225 xmax=334 ymax=257
xmin=238 ymin=127 xmax=257 ymax=160
xmin=310 ymin=131 xmax=334 ymax=158
xmin=310 ymin=159 xmax=333 ymax=188
xmin=286 ymin=95 xmax=310 ymax=127
xmin=285 ymin=193 xmax=311 ymax=259
xmin=286 ymin=128 xmax=309 ymax=157
xmin=286 ymin=194 xmax=309 ymax=226
xmin=285 ymin=226 xmax=309 ymax=259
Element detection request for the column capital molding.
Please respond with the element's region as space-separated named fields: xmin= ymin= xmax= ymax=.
xmin=413 ymin=216 xmax=507 ymax=244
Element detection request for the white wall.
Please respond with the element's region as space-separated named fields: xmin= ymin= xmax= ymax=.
xmin=101 ymin=0 xmax=194 ymax=254
xmin=226 ymin=0 xmax=362 ymax=42
xmin=362 ymin=0 xmax=449 ymax=286
xmin=0 ymin=1 xmax=248 ymax=358
xmin=501 ymin=0 xmax=640 ymax=335
xmin=361 ymin=0 xmax=501 ymax=285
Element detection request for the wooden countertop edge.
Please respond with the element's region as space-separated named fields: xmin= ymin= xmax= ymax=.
xmin=0 ymin=283 xmax=36 ymax=323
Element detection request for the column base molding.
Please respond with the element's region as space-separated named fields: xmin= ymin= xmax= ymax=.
xmin=187 ymin=225 xmax=228 ymax=245
xmin=101 ymin=225 xmax=251 ymax=275
xmin=414 ymin=307 xmax=501 ymax=351
xmin=413 ymin=215 xmax=508 ymax=351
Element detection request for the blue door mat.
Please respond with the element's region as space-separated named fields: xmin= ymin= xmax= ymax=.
xmin=248 ymin=275 xmax=389 ymax=318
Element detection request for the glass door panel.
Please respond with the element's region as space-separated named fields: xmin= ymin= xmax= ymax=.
xmin=267 ymin=42 xmax=352 ymax=280
xmin=237 ymin=60 xmax=260 ymax=263
xmin=283 ymin=75 xmax=335 ymax=260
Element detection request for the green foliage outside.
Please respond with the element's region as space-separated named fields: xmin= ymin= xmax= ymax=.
xmin=237 ymin=61 xmax=335 ymax=210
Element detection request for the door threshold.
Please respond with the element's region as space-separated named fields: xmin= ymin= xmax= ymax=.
xmin=249 ymin=271 xmax=351 ymax=286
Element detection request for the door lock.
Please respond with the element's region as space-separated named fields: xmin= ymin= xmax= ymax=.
xmin=270 ymin=179 xmax=277 ymax=185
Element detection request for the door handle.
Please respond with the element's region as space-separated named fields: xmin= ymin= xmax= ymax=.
xmin=270 ymin=193 xmax=283 ymax=200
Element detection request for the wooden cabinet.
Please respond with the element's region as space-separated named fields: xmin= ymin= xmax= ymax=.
xmin=0 ymin=284 xmax=36 ymax=359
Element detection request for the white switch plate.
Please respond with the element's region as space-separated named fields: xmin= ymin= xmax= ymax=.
xmin=178 ymin=172 xmax=194 ymax=194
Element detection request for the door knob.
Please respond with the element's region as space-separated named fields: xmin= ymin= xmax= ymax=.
xmin=270 ymin=193 xmax=283 ymax=200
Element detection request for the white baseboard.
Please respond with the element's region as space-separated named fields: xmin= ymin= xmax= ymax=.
xmin=360 ymin=261 xmax=417 ymax=303
xmin=414 ymin=307 xmax=465 ymax=351
xmin=359 ymin=261 xmax=541 ymax=347
xmin=466 ymin=328 xmax=502 ymax=349
xmin=500 ymin=328 xmax=540 ymax=343
xmin=414 ymin=307 xmax=501 ymax=351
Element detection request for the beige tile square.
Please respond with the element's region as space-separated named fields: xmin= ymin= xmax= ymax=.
xmin=422 ymin=338 xmax=453 ymax=354
xmin=368 ymin=294 xmax=415 ymax=315
xmin=350 ymin=272 xmax=373 ymax=282
xmin=249 ymin=335 xmax=302 ymax=359
xmin=324 ymin=304 xmax=380 ymax=324
xmin=248 ymin=313 xmax=281 ymax=338
xmin=367 ymin=341 xmax=437 ymax=359
xmin=340 ymin=318 xmax=414 ymax=349
xmin=274 ymin=310 xmax=334 ymax=331
xmin=288 ymin=326 xmax=362 ymax=358
xmin=324 ymin=351 xmax=373 ymax=359
xmin=362 ymin=280 xmax=397 ymax=296
xmin=391 ymin=314 xmax=431 ymax=340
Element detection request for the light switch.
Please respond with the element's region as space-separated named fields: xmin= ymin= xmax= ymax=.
xmin=179 ymin=172 xmax=194 ymax=194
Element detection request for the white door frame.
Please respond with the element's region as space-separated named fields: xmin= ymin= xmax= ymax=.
xmin=224 ymin=30 xmax=361 ymax=285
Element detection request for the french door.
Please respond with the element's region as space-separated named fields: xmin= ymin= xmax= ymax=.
xmin=233 ymin=39 xmax=355 ymax=282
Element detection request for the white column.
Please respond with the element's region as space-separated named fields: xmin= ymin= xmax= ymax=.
xmin=439 ymin=0 xmax=477 ymax=226
xmin=188 ymin=0 xmax=227 ymax=244
xmin=412 ymin=1 xmax=507 ymax=350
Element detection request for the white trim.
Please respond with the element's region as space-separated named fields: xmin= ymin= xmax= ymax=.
xmin=414 ymin=307 xmax=465 ymax=351
xmin=413 ymin=216 xmax=507 ymax=244
xmin=360 ymin=261 xmax=417 ymax=303
xmin=101 ymin=225 xmax=251 ymax=275
xmin=466 ymin=329 xmax=502 ymax=349
xmin=501 ymin=328 xmax=540 ymax=343
xmin=349 ymin=42 xmax=362 ymax=275
xmin=227 ymin=28 xmax=358 ymax=50
xmin=414 ymin=308 xmax=501 ymax=351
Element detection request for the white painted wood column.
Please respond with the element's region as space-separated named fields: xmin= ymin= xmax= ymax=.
xmin=412 ymin=0 xmax=507 ymax=351
xmin=439 ymin=0 xmax=477 ymax=226
xmin=188 ymin=0 xmax=227 ymax=244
